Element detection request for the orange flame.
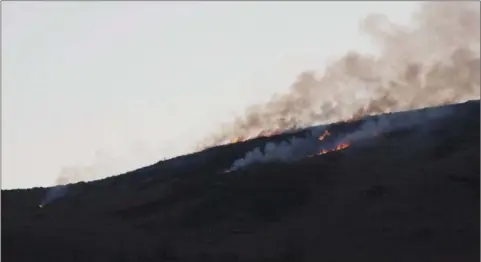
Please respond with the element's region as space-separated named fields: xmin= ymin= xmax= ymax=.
xmin=318 ymin=142 xmax=350 ymax=155
xmin=318 ymin=130 xmax=330 ymax=141
xmin=316 ymin=129 xmax=350 ymax=155
xmin=227 ymin=128 xmax=351 ymax=157
xmin=230 ymin=137 xmax=244 ymax=144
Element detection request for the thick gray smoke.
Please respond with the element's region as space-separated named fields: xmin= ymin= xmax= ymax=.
xmin=226 ymin=104 xmax=455 ymax=171
xmin=201 ymin=2 xmax=480 ymax=147
xmin=47 ymin=2 xmax=479 ymax=187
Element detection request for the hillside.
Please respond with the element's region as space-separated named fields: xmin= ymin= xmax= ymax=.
xmin=2 ymin=100 xmax=480 ymax=262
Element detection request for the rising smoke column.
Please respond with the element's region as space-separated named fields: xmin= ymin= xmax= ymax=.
xmin=39 ymin=172 xmax=73 ymax=206
xmin=201 ymin=2 xmax=480 ymax=148
xmin=40 ymin=184 xmax=69 ymax=207
xmin=48 ymin=2 xmax=480 ymax=186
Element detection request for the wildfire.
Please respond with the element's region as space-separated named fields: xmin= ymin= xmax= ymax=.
xmin=316 ymin=129 xmax=350 ymax=155
xmin=258 ymin=129 xmax=281 ymax=137
xmin=227 ymin=129 xmax=283 ymax=145
xmin=318 ymin=130 xmax=330 ymax=140
xmin=318 ymin=142 xmax=350 ymax=155
xmin=230 ymin=137 xmax=243 ymax=144
xmin=224 ymin=125 xmax=352 ymax=160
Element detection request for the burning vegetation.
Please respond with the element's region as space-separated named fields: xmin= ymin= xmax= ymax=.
xmin=316 ymin=130 xmax=351 ymax=155
xmin=225 ymin=125 xmax=359 ymax=173
xmin=227 ymin=127 xmax=352 ymax=158
xmin=199 ymin=2 xmax=480 ymax=150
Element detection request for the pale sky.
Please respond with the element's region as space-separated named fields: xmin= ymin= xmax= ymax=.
xmin=2 ymin=1 xmax=419 ymax=189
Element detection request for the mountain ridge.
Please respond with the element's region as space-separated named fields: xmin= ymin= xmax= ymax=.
xmin=2 ymin=99 xmax=480 ymax=262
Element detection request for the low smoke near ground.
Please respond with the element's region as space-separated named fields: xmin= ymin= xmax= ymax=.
xmin=201 ymin=2 xmax=480 ymax=147
xmin=226 ymin=129 xmax=326 ymax=172
xmin=227 ymin=103 xmax=456 ymax=172
xmin=40 ymin=184 xmax=69 ymax=206
xmin=4 ymin=99 xmax=479 ymax=262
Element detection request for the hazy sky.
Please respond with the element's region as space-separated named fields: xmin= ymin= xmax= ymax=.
xmin=2 ymin=2 xmax=419 ymax=189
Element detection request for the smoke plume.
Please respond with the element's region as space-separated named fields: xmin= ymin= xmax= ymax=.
xmin=46 ymin=2 xmax=479 ymax=187
xmin=201 ymin=2 xmax=480 ymax=147
xmin=227 ymin=127 xmax=328 ymax=172
xmin=227 ymin=103 xmax=456 ymax=172
xmin=40 ymin=184 xmax=69 ymax=206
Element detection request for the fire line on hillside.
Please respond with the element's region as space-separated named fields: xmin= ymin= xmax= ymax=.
xmin=223 ymin=127 xmax=354 ymax=173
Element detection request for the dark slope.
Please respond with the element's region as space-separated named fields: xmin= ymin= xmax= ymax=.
xmin=2 ymin=100 xmax=480 ymax=262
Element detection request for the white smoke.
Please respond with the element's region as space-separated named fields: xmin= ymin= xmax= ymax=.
xmin=226 ymin=104 xmax=455 ymax=172
xmin=40 ymin=184 xmax=69 ymax=206
xmin=201 ymin=2 xmax=480 ymax=148
xmin=227 ymin=128 xmax=327 ymax=172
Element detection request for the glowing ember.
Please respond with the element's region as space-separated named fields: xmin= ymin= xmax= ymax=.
xmin=335 ymin=142 xmax=350 ymax=151
xmin=315 ymin=129 xmax=350 ymax=155
xmin=318 ymin=130 xmax=330 ymax=141
xmin=230 ymin=137 xmax=243 ymax=144
xmin=318 ymin=142 xmax=350 ymax=155
xmin=226 ymin=127 xmax=351 ymax=160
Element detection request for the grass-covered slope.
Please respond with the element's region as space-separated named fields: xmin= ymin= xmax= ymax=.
xmin=2 ymin=100 xmax=480 ymax=262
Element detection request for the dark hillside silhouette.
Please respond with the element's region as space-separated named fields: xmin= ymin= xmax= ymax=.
xmin=2 ymin=100 xmax=480 ymax=262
